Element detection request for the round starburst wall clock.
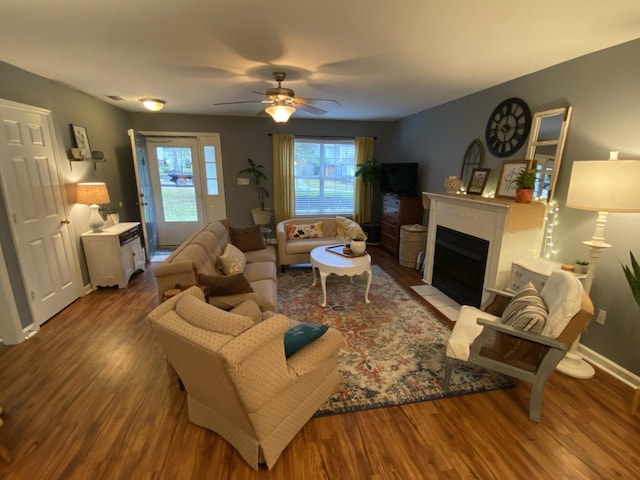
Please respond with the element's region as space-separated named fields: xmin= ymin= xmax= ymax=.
xmin=485 ymin=97 xmax=531 ymax=157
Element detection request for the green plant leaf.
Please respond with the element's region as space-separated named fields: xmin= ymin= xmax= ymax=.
xmin=621 ymin=251 xmax=640 ymax=307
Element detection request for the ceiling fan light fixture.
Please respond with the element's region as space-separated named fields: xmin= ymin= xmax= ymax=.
xmin=265 ymin=104 xmax=295 ymax=123
xmin=140 ymin=98 xmax=166 ymax=111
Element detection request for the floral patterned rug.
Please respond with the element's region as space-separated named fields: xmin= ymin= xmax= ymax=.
xmin=277 ymin=264 xmax=513 ymax=416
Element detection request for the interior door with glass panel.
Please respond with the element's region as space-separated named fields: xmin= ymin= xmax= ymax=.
xmin=146 ymin=137 xmax=205 ymax=246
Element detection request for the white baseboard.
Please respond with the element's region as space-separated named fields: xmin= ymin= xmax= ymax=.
xmin=578 ymin=344 xmax=640 ymax=388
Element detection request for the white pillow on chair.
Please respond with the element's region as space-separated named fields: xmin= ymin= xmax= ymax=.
xmin=540 ymin=271 xmax=583 ymax=338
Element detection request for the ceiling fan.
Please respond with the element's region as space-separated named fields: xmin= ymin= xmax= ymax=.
xmin=213 ymin=71 xmax=340 ymax=122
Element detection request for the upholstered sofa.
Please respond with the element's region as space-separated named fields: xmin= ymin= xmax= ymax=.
xmin=147 ymin=286 xmax=344 ymax=470
xmin=276 ymin=217 xmax=366 ymax=270
xmin=154 ymin=220 xmax=278 ymax=312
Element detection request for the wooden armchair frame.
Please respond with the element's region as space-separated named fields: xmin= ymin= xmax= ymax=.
xmin=443 ymin=288 xmax=594 ymax=422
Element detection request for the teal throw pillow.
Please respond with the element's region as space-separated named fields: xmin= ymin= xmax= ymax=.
xmin=284 ymin=323 xmax=329 ymax=358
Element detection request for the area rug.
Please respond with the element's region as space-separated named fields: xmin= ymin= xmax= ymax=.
xmin=277 ymin=265 xmax=513 ymax=417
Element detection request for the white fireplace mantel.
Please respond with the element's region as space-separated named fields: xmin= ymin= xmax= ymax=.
xmin=422 ymin=192 xmax=545 ymax=305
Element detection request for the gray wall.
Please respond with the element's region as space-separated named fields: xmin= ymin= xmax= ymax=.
xmin=130 ymin=114 xmax=395 ymax=226
xmin=393 ymin=39 xmax=640 ymax=375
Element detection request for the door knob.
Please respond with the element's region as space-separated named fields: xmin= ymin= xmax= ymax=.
xmin=60 ymin=219 xmax=70 ymax=224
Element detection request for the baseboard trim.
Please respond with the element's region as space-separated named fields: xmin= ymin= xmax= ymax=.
xmin=578 ymin=344 xmax=640 ymax=388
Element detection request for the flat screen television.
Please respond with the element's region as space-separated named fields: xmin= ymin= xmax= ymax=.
xmin=380 ymin=162 xmax=419 ymax=196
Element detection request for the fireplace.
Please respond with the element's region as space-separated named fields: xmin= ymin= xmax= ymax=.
xmin=433 ymin=226 xmax=489 ymax=308
xmin=422 ymin=192 xmax=545 ymax=308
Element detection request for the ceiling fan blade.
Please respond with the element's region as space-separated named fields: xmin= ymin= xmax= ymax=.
xmin=295 ymin=97 xmax=341 ymax=106
xmin=213 ymin=100 xmax=264 ymax=106
xmin=294 ymin=103 xmax=327 ymax=115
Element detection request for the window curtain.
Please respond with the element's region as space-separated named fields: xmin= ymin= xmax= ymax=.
xmin=354 ymin=136 xmax=375 ymax=224
xmin=272 ymin=134 xmax=295 ymax=224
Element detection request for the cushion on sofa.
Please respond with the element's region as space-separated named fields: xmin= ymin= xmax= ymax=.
xmin=175 ymin=293 xmax=254 ymax=335
xmin=219 ymin=243 xmax=247 ymax=275
xmin=173 ymin=243 xmax=220 ymax=276
xmin=243 ymin=261 xmax=277 ymax=283
xmin=283 ymin=322 xmax=329 ymax=357
xmin=229 ymin=299 xmax=263 ymax=324
xmin=244 ymin=246 xmax=277 ymax=264
xmin=231 ymin=225 xmax=264 ymax=252
xmin=287 ymin=222 xmax=324 ymax=240
xmin=200 ymin=273 xmax=254 ymax=296
xmin=336 ymin=216 xmax=366 ymax=240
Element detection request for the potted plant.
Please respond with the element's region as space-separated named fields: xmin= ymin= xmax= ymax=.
xmin=621 ymin=251 xmax=640 ymax=307
xmin=354 ymin=158 xmax=381 ymax=243
xmin=239 ymin=158 xmax=271 ymax=225
xmin=515 ymin=169 xmax=536 ymax=203
xmin=575 ymin=259 xmax=589 ymax=274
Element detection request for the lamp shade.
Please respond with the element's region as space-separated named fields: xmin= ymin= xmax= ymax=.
xmin=566 ymin=160 xmax=640 ymax=212
xmin=265 ymin=104 xmax=295 ymax=123
xmin=76 ymin=182 xmax=111 ymax=205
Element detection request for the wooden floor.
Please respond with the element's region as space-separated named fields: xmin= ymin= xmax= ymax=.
xmin=1 ymin=246 xmax=639 ymax=479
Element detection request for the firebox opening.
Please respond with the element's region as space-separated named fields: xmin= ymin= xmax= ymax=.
xmin=432 ymin=225 xmax=489 ymax=308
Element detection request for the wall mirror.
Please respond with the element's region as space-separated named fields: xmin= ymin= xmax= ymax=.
xmin=524 ymin=106 xmax=572 ymax=202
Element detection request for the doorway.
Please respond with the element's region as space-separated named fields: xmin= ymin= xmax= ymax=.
xmin=146 ymin=137 xmax=204 ymax=246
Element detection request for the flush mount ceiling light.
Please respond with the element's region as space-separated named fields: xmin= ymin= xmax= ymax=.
xmin=265 ymin=103 xmax=296 ymax=123
xmin=140 ymin=98 xmax=166 ymax=111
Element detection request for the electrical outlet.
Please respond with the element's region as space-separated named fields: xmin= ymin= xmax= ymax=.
xmin=596 ymin=309 xmax=607 ymax=325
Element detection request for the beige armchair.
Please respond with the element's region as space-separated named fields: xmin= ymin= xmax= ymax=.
xmin=147 ymin=287 xmax=344 ymax=470
xmin=443 ymin=271 xmax=594 ymax=422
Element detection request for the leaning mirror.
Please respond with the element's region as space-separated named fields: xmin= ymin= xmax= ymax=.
xmin=460 ymin=139 xmax=484 ymax=193
xmin=524 ymin=106 xmax=572 ymax=202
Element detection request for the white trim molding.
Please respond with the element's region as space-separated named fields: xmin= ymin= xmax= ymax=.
xmin=579 ymin=344 xmax=640 ymax=388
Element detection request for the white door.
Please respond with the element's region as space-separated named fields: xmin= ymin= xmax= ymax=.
xmin=0 ymin=99 xmax=82 ymax=326
xmin=146 ymin=137 xmax=206 ymax=246
xmin=128 ymin=129 xmax=157 ymax=260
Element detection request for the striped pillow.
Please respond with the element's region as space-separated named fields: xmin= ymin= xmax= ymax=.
xmin=501 ymin=282 xmax=548 ymax=334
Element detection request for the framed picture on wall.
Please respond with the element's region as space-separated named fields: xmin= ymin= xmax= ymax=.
xmin=467 ymin=168 xmax=490 ymax=195
xmin=71 ymin=124 xmax=92 ymax=159
xmin=496 ymin=160 xmax=532 ymax=198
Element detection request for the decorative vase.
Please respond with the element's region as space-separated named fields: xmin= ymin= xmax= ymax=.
xmin=515 ymin=188 xmax=533 ymax=203
xmin=350 ymin=240 xmax=366 ymax=255
xmin=444 ymin=176 xmax=461 ymax=193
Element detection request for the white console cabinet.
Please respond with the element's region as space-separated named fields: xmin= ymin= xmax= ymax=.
xmin=81 ymin=222 xmax=146 ymax=289
xmin=509 ymin=258 xmax=586 ymax=293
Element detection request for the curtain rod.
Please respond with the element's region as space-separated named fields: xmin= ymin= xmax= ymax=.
xmin=268 ymin=133 xmax=377 ymax=140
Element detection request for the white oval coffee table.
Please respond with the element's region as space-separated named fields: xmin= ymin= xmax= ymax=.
xmin=310 ymin=245 xmax=372 ymax=307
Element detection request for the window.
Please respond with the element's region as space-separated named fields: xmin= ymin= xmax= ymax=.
xmin=294 ymin=138 xmax=355 ymax=215
xmin=203 ymin=145 xmax=219 ymax=195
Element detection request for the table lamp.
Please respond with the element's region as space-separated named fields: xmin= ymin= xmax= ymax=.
xmin=76 ymin=182 xmax=111 ymax=232
xmin=559 ymin=152 xmax=640 ymax=378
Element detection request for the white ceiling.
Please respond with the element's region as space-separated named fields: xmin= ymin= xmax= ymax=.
xmin=2 ymin=0 xmax=640 ymax=121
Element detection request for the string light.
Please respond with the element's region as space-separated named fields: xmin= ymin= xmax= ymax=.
xmin=541 ymin=199 xmax=559 ymax=259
